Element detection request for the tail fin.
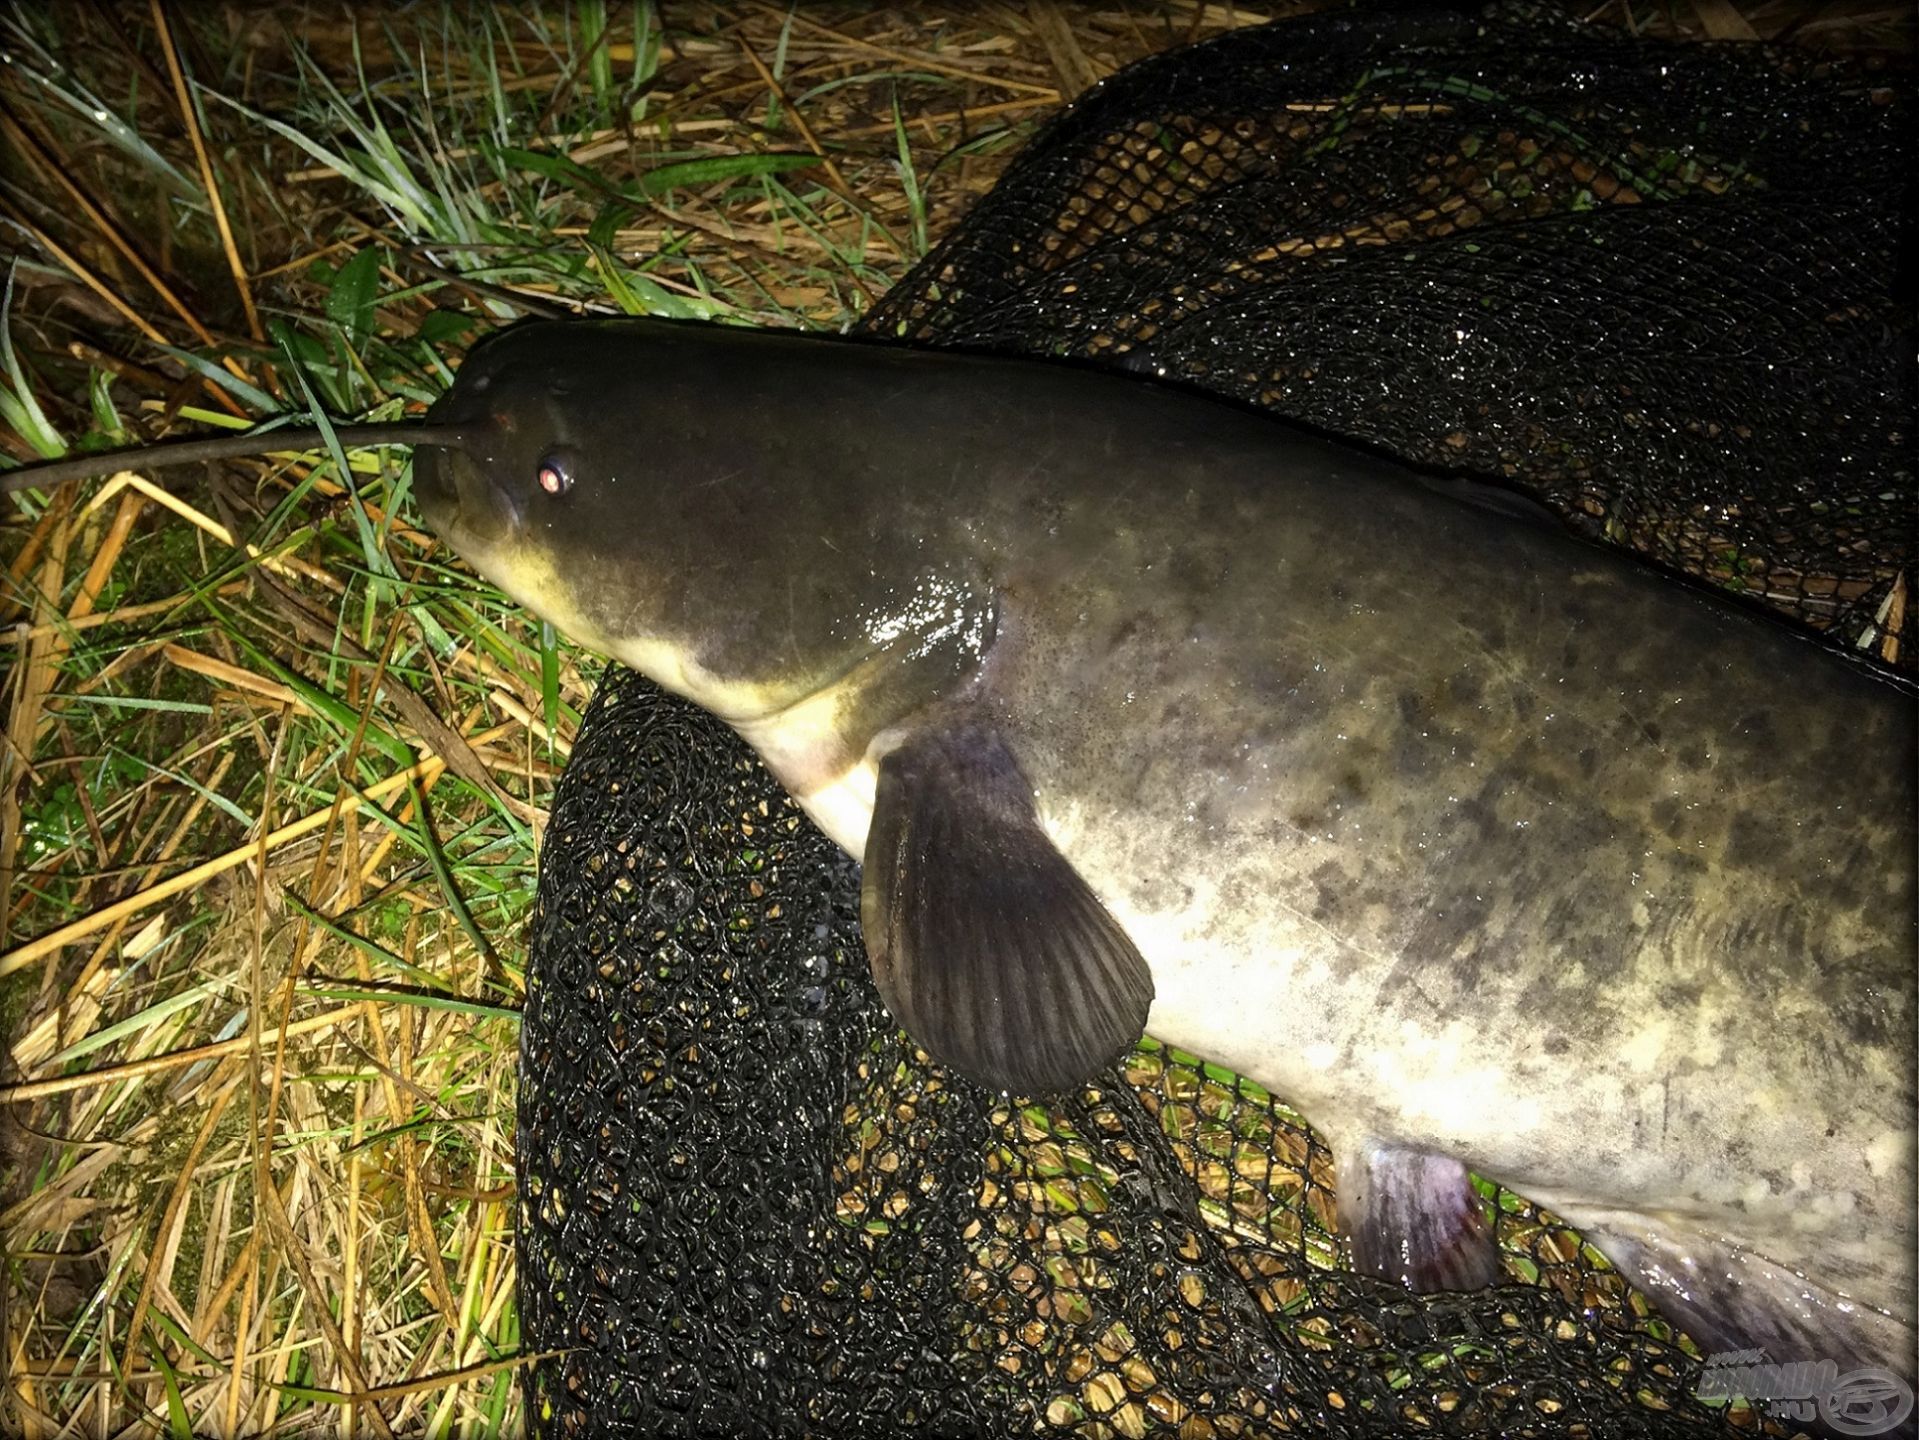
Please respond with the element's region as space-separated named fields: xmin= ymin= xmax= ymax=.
xmin=1584 ymin=1217 xmax=1915 ymax=1439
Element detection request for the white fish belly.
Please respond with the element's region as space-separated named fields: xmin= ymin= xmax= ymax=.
xmin=747 ymin=724 xmax=1912 ymax=1337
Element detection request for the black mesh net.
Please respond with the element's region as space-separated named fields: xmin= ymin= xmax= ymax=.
xmin=865 ymin=3 xmax=1913 ymax=665
xmin=516 ymin=7 xmax=1914 ymax=1438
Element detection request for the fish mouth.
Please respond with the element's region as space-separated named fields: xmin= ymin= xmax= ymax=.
xmin=412 ymin=386 xmax=467 ymax=534
xmin=413 ymin=393 xmax=518 ymax=549
xmin=410 ymin=441 xmax=458 ymax=533
xmin=414 ymin=446 xmax=523 ymax=553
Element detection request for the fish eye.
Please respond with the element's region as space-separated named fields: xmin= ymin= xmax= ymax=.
xmin=536 ymin=449 xmax=575 ymax=496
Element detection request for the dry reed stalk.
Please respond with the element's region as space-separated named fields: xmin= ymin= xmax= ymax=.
xmin=0 ymin=753 xmax=455 ymax=979
xmin=3 ymin=5 xmax=1902 ymax=1436
xmin=149 ymin=1 xmax=265 ymax=347
xmin=0 ymin=109 xmax=225 ymax=350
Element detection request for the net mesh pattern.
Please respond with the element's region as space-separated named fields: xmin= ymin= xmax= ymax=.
xmin=866 ymin=3 xmax=1912 ymax=665
xmin=519 ymin=672 xmax=1727 ymax=1439
xmin=517 ymin=7 xmax=1912 ymax=1437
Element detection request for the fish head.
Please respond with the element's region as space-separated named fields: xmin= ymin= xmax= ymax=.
xmin=414 ymin=319 xmax=654 ymax=608
xmin=413 ymin=318 xmax=991 ymax=725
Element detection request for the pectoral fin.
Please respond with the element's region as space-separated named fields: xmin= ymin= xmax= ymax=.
xmin=1340 ymin=1138 xmax=1500 ymax=1293
xmin=861 ymin=723 xmax=1154 ymax=1097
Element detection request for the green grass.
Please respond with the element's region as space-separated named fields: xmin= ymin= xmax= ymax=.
xmin=1 ymin=3 xmax=1832 ymax=1435
xmin=0 ymin=2 xmax=1092 ymax=1432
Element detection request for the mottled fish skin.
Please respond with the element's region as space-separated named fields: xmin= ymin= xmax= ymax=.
xmin=415 ymin=317 xmax=1916 ymax=1378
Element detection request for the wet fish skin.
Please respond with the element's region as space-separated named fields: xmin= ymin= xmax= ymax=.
xmin=414 ymin=316 xmax=1915 ymax=1388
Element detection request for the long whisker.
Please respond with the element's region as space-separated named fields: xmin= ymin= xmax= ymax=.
xmin=1 ymin=423 xmax=466 ymax=495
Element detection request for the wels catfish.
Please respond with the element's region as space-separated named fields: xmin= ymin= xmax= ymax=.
xmin=411 ymin=316 xmax=1916 ymax=1399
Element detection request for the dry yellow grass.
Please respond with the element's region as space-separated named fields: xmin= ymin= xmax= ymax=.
xmin=0 ymin=3 xmax=1907 ymax=1437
